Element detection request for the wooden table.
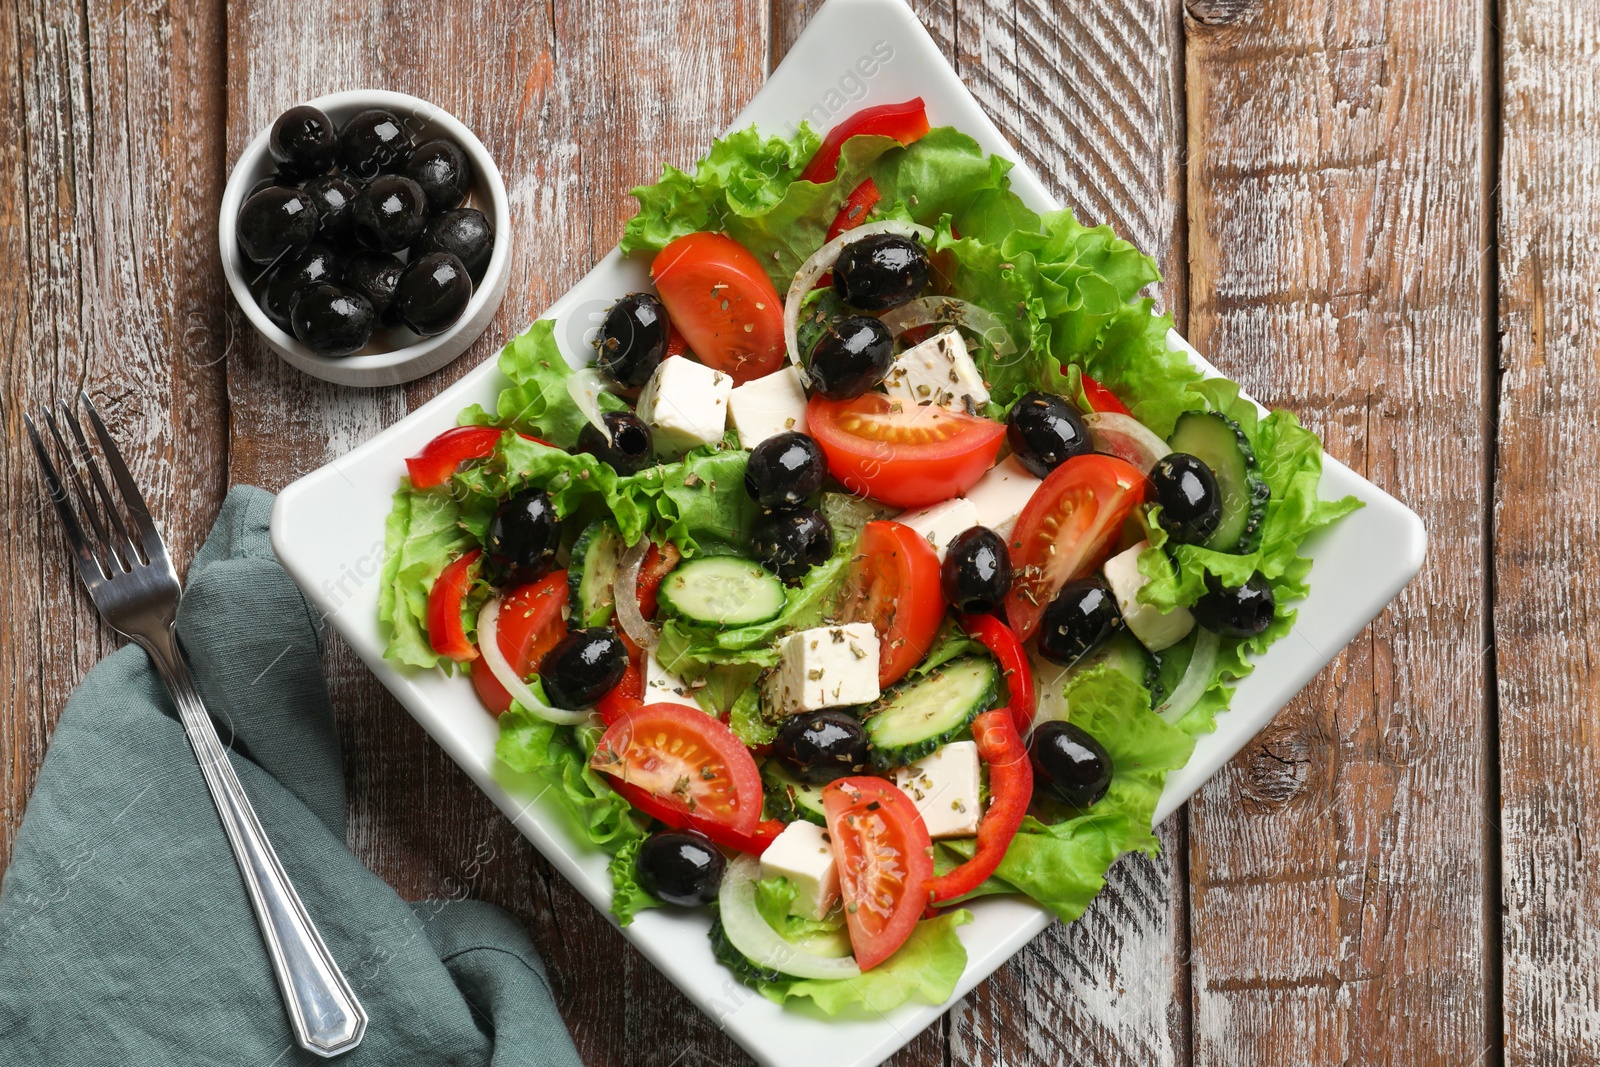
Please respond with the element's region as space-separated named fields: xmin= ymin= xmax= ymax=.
xmin=3 ymin=0 xmax=1594 ymax=1062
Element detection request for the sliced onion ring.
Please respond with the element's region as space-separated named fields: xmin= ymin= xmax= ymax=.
xmin=718 ymin=855 xmax=862 ymax=981
xmin=477 ymin=598 xmax=595 ymax=726
xmin=784 ymin=220 xmax=936 ymax=384
xmin=613 ymin=538 xmax=659 ymax=651
xmin=1156 ymin=628 xmax=1221 ymax=724
xmin=1083 ymin=411 xmax=1171 ymax=473
xmin=877 ymin=296 xmax=1017 ymax=360
xmin=567 ymin=367 xmax=615 ymax=444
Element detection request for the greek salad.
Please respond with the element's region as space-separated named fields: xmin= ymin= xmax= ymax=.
xmin=378 ymin=99 xmax=1361 ymax=1015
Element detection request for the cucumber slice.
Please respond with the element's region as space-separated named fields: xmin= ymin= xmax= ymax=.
xmin=1167 ymin=411 xmax=1270 ymax=553
xmin=865 ymin=655 xmax=999 ymax=769
xmin=1080 ymin=630 xmax=1159 ymax=693
xmin=568 ymin=521 xmax=626 ymax=627
xmin=656 ymin=556 xmax=787 ymax=627
xmin=762 ymin=761 xmax=828 ymax=826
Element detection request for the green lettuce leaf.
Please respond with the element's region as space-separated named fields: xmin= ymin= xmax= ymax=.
xmin=607 ymin=834 xmax=662 ymax=926
xmin=621 ymin=445 xmax=758 ymax=557
xmin=462 ymin=319 xmax=627 ymax=448
xmin=452 ymin=433 xmax=652 ymax=545
xmin=494 ymin=713 xmax=644 ymax=854
xmin=377 ymin=482 xmax=475 ymax=669
xmin=751 ymin=910 xmax=974 ymax=1015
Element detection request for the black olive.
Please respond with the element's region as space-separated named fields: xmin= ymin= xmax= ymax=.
xmin=595 ymin=293 xmax=669 ymax=388
xmin=288 ymin=284 xmax=374 ymax=358
xmin=1193 ymin=572 xmax=1276 ymax=638
xmin=260 ymin=244 xmax=343 ymax=332
xmin=248 ymin=173 xmax=295 ymax=199
xmin=415 ymin=208 xmax=495 ymax=283
xmin=484 ymin=487 xmax=561 ymax=586
xmin=635 ymin=830 xmax=725 ymax=907
xmin=1006 ymin=391 xmax=1092 ymax=478
xmin=1035 ymin=578 xmax=1123 ymax=666
xmin=752 ymin=507 xmax=834 ymax=584
xmin=1150 ymin=453 xmax=1221 ymax=545
xmin=351 ymin=175 xmax=428 ymax=254
xmin=833 ymin=232 xmax=930 ymax=311
xmin=808 ymin=315 xmax=894 ymax=399
xmin=772 ymin=709 xmax=870 ymax=784
xmin=236 ymin=186 xmax=319 ymax=266
xmin=338 ymin=107 xmax=415 ymax=179
xmin=393 ymin=252 xmax=473 ymax=336
xmin=540 ymin=627 xmax=628 ymax=709
xmin=403 ymin=138 xmax=472 ymax=213
xmin=301 ymin=173 xmax=360 ymax=245
xmin=343 ymin=252 xmax=405 ymax=322
xmin=1029 ymin=720 xmax=1113 ymax=808
xmin=268 ymin=105 xmax=338 ymax=180
xmin=576 ymin=410 xmax=654 ymax=475
xmin=744 ymin=432 xmax=826 ymax=509
xmin=941 ymin=526 xmax=1012 ymax=615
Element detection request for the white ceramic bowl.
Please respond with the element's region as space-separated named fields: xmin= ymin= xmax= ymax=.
xmin=219 ymin=89 xmax=511 ymax=387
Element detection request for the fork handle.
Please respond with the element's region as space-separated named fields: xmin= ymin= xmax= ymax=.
xmin=140 ymin=628 xmax=368 ymax=1058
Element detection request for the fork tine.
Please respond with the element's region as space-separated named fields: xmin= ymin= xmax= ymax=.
xmin=24 ymin=413 xmax=109 ymax=584
xmin=78 ymin=391 xmax=167 ymax=566
xmin=41 ymin=405 xmax=126 ymax=572
xmin=49 ymin=401 xmax=141 ymax=571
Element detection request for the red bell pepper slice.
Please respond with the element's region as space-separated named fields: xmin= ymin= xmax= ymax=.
xmin=958 ymin=612 xmax=1035 ymax=734
xmin=1080 ymin=374 xmax=1133 ymax=417
xmin=825 ymin=178 xmax=883 ymax=242
xmin=800 ymin=98 xmax=931 ymax=184
xmin=925 ymin=708 xmax=1033 ymax=905
xmin=634 ymin=541 xmax=682 ymax=620
xmin=609 ymin=778 xmax=784 ymax=855
xmin=427 ymin=549 xmax=481 ymax=662
xmin=596 ymin=657 xmax=644 ymax=725
xmin=405 ymin=426 xmax=554 ymax=489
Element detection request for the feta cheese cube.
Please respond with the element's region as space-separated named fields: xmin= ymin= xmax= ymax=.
xmin=965 ymin=455 xmax=1042 ymax=541
xmin=759 ymin=820 xmax=840 ymax=920
xmin=1102 ymin=540 xmax=1195 ymax=652
xmin=643 ymin=652 xmax=690 ymax=704
xmin=728 ymin=365 xmax=808 ymax=449
xmin=636 ymin=355 xmax=732 ymax=456
xmin=883 ymin=328 xmax=990 ymax=413
xmin=769 ymin=623 xmax=880 ymax=714
xmin=895 ymin=497 xmax=979 ymax=561
xmin=893 ymin=740 xmax=983 ymax=839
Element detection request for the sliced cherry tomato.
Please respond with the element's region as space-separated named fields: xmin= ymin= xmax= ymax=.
xmin=635 ymin=540 xmax=682 ymax=620
xmin=822 ymin=776 xmax=934 ymax=970
xmin=800 ymin=99 xmax=931 ymax=184
xmin=651 ymin=233 xmax=785 ymax=383
xmin=925 ymin=709 xmax=1032 ymax=906
xmin=958 ymin=612 xmax=1034 ymax=734
xmin=807 ymin=393 xmax=1006 ymax=509
xmin=405 ymin=426 xmax=552 ymax=489
xmin=609 ymin=778 xmax=784 ymax=855
xmin=591 ymin=702 xmax=764 ymax=833
xmin=1080 ymin=373 xmax=1133 ymax=417
xmin=825 ymin=178 xmax=883 ymax=242
xmin=1003 ymin=454 xmax=1149 ymax=640
xmin=470 ymin=571 xmax=570 ymax=715
xmin=427 ymin=550 xmax=481 ymax=662
xmin=839 ymin=521 xmax=945 ymax=687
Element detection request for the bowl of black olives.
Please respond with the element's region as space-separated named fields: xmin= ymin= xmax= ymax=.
xmin=220 ymin=90 xmax=510 ymax=387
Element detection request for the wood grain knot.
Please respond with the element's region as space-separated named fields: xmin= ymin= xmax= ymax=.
xmin=1239 ymin=734 xmax=1313 ymax=809
xmin=1185 ymin=0 xmax=1257 ymax=26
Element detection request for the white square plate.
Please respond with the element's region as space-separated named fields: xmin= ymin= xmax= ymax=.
xmin=271 ymin=2 xmax=1426 ymax=1063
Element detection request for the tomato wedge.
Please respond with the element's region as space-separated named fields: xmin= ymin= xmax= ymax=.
xmin=839 ymin=521 xmax=945 ymax=687
xmin=405 ymin=426 xmax=552 ymax=489
xmin=1003 ymin=454 xmax=1149 ymax=640
xmin=651 ymin=233 xmax=785 ymax=383
xmin=427 ymin=550 xmax=481 ymax=662
xmin=1081 ymin=373 xmax=1133 ymax=417
xmin=806 ymin=393 xmax=1005 ymax=509
xmin=470 ymin=570 xmax=570 ymax=715
xmin=609 ymin=779 xmax=784 ymax=855
xmin=591 ymin=702 xmax=764 ymax=833
xmin=822 ymin=777 xmax=934 ymax=970
xmin=800 ymin=98 xmax=931 ymax=184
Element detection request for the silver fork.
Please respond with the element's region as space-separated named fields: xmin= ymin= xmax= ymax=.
xmin=25 ymin=393 xmax=367 ymax=1059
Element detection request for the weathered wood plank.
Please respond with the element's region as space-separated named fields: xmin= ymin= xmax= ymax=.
xmin=1183 ymin=1 xmax=1493 ymax=1063
xmin=1496 ymin=2 xmax=1600 ymax=1062
xmin=0 ymin=0 xmax=229 ymax=870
